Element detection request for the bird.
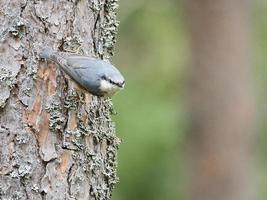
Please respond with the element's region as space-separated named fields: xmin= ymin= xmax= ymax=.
xmin=39 ymin=47 xmax=125 ymax=97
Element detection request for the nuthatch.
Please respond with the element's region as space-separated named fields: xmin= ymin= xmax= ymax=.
xmin=39 ymin=48 xmax=125 ymax=97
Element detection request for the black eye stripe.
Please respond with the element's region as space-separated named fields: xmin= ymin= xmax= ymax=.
xmin=104 ymin=77 xmax=116 ymax=85
xmin=109 ymin=80 xmax=116 ymax=85
xmin=101 ymin=76 xmax=123 ymax=87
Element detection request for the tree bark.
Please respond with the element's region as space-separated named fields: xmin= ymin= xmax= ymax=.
xmin=185 ymin=0 xmax=256 ymax=200
xmin=0 ymin=0 xmax=120 ymax=199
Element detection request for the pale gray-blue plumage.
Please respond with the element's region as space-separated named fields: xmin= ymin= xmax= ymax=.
xmin=39 ymin=48 xmax=125 ymax=97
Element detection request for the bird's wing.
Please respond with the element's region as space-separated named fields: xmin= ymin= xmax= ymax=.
xmin=64 ymin=56 xmax=99 ymax=86
xmin=66 ymin=56 xmax=99 ymax=70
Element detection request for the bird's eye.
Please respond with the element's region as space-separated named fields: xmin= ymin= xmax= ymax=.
xmin=102 ymin=76 xmax=114 ymax=84
xmin=101 ymin=75 xmax=107 ymax=80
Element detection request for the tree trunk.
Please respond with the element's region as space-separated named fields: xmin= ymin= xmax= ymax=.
xmin=185 ymin=0 xmax=256 ymax=200
xmin=0 ymin=0 xmax=120 ymax=199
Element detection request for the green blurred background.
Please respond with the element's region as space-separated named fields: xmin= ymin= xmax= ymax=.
xmin=110 ymin=0 xmax=267 ymax=199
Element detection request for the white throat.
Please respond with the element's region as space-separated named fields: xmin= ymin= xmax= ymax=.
xmin=100 ymin=79 xmax=121 ymax=96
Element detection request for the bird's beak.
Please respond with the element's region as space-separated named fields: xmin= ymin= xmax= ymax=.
xmin=119 ymin=81 xmax=125 ymax=88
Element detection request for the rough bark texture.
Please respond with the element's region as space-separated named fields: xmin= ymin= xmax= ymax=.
xmin=0 ymin=0 xmax=120 ymax=199
xmin=185 ymin=0 xmax=256 ymax=200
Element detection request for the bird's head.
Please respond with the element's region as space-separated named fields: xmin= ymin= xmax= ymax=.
xmin=99 ymin=71 xmax=125 ymax=97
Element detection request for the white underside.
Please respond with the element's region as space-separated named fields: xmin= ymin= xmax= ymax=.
xmin=100 ymin=79 xmax=121 ymax=96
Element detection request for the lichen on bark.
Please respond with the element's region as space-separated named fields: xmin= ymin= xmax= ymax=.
xmin=0 ymin=0 xmax=121 ymax=199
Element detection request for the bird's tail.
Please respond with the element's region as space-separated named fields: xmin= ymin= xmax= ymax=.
xmin=39 ymin=47 xmax=54 ymax=59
